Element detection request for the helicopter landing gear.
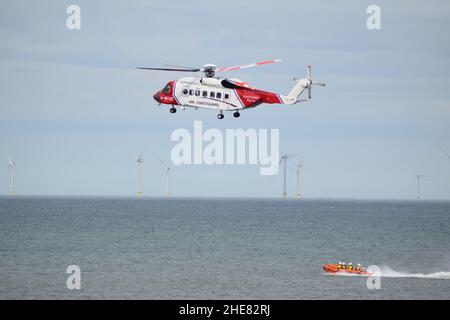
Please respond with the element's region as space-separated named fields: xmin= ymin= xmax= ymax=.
xmin=169 ymin=107 xmax=177 ymax=114
xmin=233 ymin=112 xmax=240 ymax=118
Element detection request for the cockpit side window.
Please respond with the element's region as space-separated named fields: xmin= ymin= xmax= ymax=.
xmin=162 ymin=83 xmax=171 ymax=94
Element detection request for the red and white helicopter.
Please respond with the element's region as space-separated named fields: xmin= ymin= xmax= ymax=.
xmin=137 ymin=60 xmax=325 ymax=119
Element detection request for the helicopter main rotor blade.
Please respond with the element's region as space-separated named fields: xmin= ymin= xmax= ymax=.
xmin=136 ymin=67 xmax=200 ymax=72
xmin=164 ymin=64 xmax=199 ymax=70
xmin=216 ymin=59 xmax=282 ymax=72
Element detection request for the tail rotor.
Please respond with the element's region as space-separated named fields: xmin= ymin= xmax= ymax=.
xmin=306 ymin=65 xmax=325 ymax=100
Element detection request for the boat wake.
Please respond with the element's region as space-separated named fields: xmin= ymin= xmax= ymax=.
xmin=380 ymin=265 xmax=450 ymax=280
xmin=326 ymin=265 xmax=450 ymax=279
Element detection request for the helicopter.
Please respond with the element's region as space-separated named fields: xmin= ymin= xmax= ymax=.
xmin=137 ymin=60 xmax=325 ymax=119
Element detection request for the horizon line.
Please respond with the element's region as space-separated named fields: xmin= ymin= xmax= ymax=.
xmin=1 ymin=194 xmax=450 ymax=202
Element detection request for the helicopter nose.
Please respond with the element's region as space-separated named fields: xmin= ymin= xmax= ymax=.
xmin=153 ymin=91 xmax=160 ymax=102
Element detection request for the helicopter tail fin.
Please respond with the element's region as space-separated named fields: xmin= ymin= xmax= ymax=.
xmin=276 ymin=79 xmax=309 ymax=105
xmin=288 ymin=79 xmax=309 ymax=100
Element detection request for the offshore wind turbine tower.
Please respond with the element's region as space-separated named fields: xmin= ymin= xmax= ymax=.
xmin=136 ymin=153 xmax=144 ymax=197
xmin=295 ymin=161 xmax=303 ymax=199
xmin=279 ymin=153 xmax=298 ymax=199
xmin=8 ymin=154 xmax=16 ymax=196
xmin=165 ymin=167 xmax=171 ymax=197
xmin=282 ymin=156 xmax=287 ymax=199
xmin=416 ymin=173 xmax=423 ymax=200
xmin=416 ymin=170 xmax=431 ymax=200
xmin=156 ymin=156 xmax=176 ymax=197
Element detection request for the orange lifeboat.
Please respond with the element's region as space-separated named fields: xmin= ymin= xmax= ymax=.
xmin=323 ymin=264 xmax=372 ymax=276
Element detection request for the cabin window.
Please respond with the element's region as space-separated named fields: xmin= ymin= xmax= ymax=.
xmin=162 ymin=83 xmax=171 ymax=94
xmin=189 ymin=89 xmax=194 ymax=96
xmin=224 ymin=93 xmax=230 ymax=100
xmin=216 ymin=92 xmax=222 ymax=99
xmin=195 ymin=89 xmax=200 ymax=96
xmin=210 ymin=91 xmax=215 ymax=98
xmin=202 ymin=90 xmax=208 ymax=97
xmin=182 ymin=88 xmax=188 ymax=96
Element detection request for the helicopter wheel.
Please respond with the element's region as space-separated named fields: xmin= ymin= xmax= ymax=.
xmin=217 ymin=113 xmax=224 ymax=120
xmin=233 ymin=112 xmax=240 ymax=118
xmin=169 ymin=107 xmax=177 ymax=114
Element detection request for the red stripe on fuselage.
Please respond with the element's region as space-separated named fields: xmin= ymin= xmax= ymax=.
xmin=235 ymin=88 xmax=282 ymax=108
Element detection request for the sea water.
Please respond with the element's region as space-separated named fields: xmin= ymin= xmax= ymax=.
xmin=0 ymin=197 xmax=449 ymax=299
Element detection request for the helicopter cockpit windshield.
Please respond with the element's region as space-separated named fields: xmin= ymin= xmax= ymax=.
xmin=161 ymin=82 xmax=172 ymax=94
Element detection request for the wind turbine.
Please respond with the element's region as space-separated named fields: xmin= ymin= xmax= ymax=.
xmin=136 ymin=153 xmax=144 ymax=197
xmin=295 ymin=161 xmax=303 ymax=199
xmin=8 ymin=154 xmax=16 ymax=196
xmin=279 ymin=153 xmax=298 ymax=199
xmin=416 ymin=169 xmax=432 ymax=200
xmin=156 ymin=156 xmax=177 ymax=197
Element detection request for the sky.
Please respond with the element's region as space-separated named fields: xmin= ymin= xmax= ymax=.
xmin=1 ymin=0 xmax=450 ymax=199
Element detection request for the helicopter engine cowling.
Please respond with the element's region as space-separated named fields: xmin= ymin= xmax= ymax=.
xmin=200 ymin=77 xmax=222 ymax=87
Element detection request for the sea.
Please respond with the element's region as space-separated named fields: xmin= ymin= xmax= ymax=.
xmin=0 ymin=197 xmax=449 ymax=300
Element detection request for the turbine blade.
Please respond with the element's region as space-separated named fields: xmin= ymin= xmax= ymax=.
xmin=155 ymin=154 xmax=167 ymax=168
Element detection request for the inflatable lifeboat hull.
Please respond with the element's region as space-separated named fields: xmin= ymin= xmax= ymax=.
xmin=323 ymin=264 xmax=372 ymax=276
